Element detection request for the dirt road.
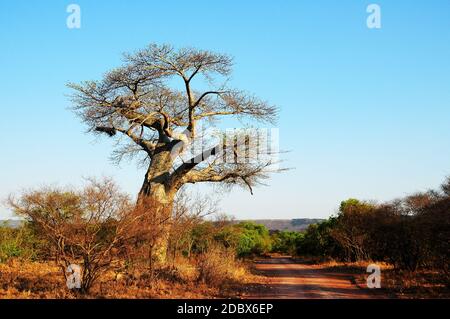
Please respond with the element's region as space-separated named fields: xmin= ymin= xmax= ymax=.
xmin=243 ymin=257 xmax=386 ymax=299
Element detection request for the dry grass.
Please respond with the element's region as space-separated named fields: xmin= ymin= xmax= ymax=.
xmin=320 ymin=260 xmax=450 ymax=299
xmin=0 ymin=260 xmax=70 ymax=299
xmin=8 ymin=257 xmax=446 ymax=299
xmin=0 ymin=257 xmax=259 ymax=299
xmin=380 ymin=268 xmax=450 ymax=299
xmin=197 ymin=246 xmax=250 ymax=287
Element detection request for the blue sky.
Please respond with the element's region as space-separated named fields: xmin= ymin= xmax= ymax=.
xmin=1 ymin=0 xmax=449 ymax=219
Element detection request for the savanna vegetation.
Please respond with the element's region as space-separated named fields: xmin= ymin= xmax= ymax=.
xmin=1 ymin=177 xmax=449 ymax=298
xmin=1 ymin=43 xmax=448 ymax=299
xmin=0 ymin=178 xmax=276 ymax=298
xmin=0 ymin=44 xmax=280 ymax=299
xmin=288 ymin=177 xmax=450 ymax=298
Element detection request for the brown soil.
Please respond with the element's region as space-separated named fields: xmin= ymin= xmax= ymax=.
xmin=241 ymin=257 xmax=390 ymax=299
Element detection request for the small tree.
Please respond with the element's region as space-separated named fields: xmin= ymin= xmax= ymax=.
xmin=271 ymin=230 xmax=303 ymax=255
xmin=332 ymin=199 xmax=376 ymax=261
xmin=167 ymin=191 xmax=218 ymax=264
xmin=234 ymin=222 xmax=272 ymax=257
xmin=8 ymin=178 xmax=132 ymax=294
xmin=296 ymin=218 xmax=341 ymax=258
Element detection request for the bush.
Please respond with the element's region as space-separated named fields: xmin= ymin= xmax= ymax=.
xmin=371 ymin=196 xmax=450 ymax=272
xmin=197 ymin=245 xmax=243 ymax=286
xmin=0 ymin=224 xmax=38 ymax=263
xmin=296 ymin=217 xmax=342 ymax=258
xmin=271 ymin=231 xmax=303 ymax=255
xmin=331 ymin=199 xmax=376 ymax=261
xmin=295 ymin=177 xmax=450 ymax=282
xmin=234 ymin=222 xmax=272 ymax=257
xmin=8 ymin=177 xmax=133 ymax=294
xmin=189 ymin=221 xmax=272 ymax=258
xmin=190 ymin=222 xmax=216 ymax=255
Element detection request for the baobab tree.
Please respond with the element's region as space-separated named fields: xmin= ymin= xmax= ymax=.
xmin=68 ymin=44 xmax=280 ymax=261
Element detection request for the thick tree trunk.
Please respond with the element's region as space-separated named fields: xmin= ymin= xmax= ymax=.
xmin=134 ymin=141 xmax=181 ymax=266
xmin=137 ymin=171 xmax=176 ymax=266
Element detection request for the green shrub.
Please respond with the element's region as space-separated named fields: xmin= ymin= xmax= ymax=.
xmin=0 ymin=223 xmax=38 ymax=263
xmin=235 ymin=222 xmax=272 ymax=257
xmin=271 ymin=231 xmax=303 ymax=255
xmin=190 ymin=222 xmax=215 ymax=254
xmin=296 ymin=217 xmax=342 ymax=258
xmin=190 ymin=221 xmax=272 ymax=258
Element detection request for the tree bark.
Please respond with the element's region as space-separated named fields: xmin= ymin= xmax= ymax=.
xmin=137 ymin=162 xmax=176 ymax=266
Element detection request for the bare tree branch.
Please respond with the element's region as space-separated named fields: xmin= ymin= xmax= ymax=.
xmin=68 ymin=43 xmax=281 ymax=204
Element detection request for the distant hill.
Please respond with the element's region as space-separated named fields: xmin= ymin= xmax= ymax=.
xmin=238 ymin=219 xmax=324 ymax=232
xmin=0 ymin=218 xmax=323 ymax=232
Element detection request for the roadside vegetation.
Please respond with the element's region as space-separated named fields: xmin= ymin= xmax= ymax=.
xmin=1 ymin=177 xmax=448 ymax=298
xmin=286 ymin=177 xmax=450 ymax=298
xmin=0 ymin=178 xmax=272 ymax=298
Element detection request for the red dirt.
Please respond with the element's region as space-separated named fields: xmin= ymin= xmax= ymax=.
xmin=242 ymin=257 xmax=389 ymax=299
